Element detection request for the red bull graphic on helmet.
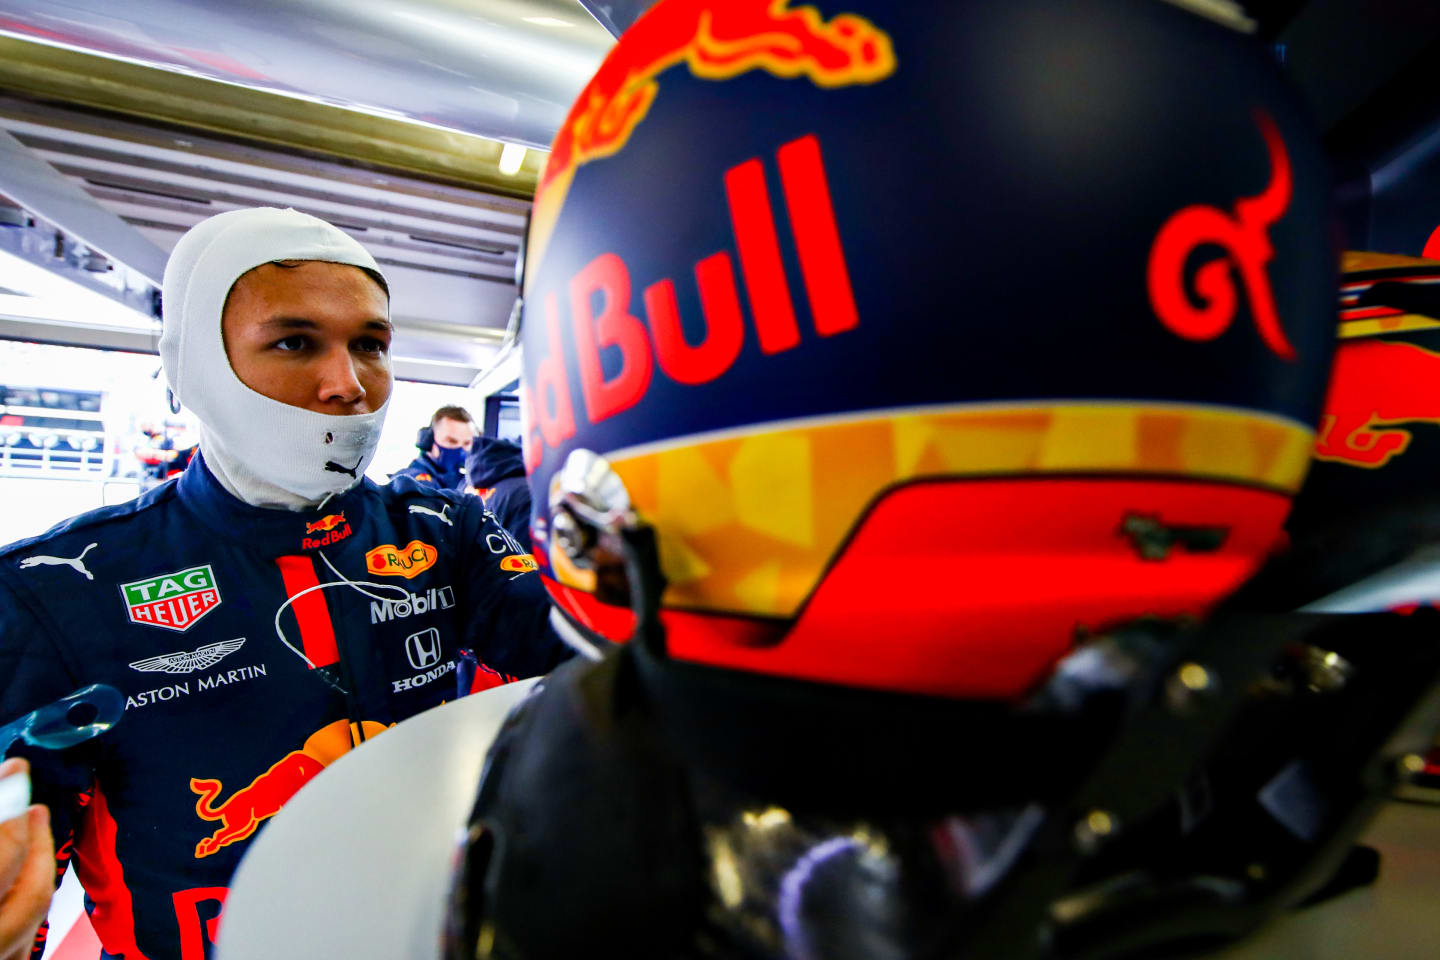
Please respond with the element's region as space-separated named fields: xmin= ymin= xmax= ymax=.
xmin=530 ymin=0 xmax=896 ymax=289
xmin=190 ymin=719 xmax=388 ymax=858
xmin=555 ymin=1 xmax=894 ymax=175
xmin=1148 ymin=110 xmax=1295 ymax=360
xmin=1314 ymin=340 xmax=1440 ymax=467
xmin=365 ymin=540 xmax=439 ymax=579
xmin=526 ymin=133 xmax=858 ymax=469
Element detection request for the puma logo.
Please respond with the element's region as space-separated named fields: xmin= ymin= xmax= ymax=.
xmin=407 ymin=504 xmax=453 ymax=526
xmin=18 ymin=543 xmax=98 ymax=580
xmin=324 ymin=459 xmax=361 ymax=479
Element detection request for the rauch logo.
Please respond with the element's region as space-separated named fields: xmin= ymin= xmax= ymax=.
xmin=122 ymin=564 xmax=222 ymax=632
xmin=365 ymin=541 xmax=439 ymax=579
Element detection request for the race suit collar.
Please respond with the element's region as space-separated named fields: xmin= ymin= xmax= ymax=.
xmin=178 ymin=451 xmax=370 ymax=554
xmin=414 ymin=451 xmax=464 ymax=488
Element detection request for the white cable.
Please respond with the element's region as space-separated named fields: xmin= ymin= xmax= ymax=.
xmin=272 ymin=553 xmax=412 ymax=673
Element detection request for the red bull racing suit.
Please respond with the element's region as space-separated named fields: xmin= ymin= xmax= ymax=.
xmin=0 ymin=454 xmax=567 ymax=960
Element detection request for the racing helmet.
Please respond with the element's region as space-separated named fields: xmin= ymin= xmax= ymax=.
xmin=520 ymin=0 xmax=1337 ymax=699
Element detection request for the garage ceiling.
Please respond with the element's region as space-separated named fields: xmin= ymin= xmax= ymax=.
xmin=0 ymin=0 xmax=617 ymax=386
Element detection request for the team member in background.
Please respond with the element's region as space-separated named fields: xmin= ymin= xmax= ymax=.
xmin=0 ymin=207 xmax=567 ymax=960
xmin=466 ymin=436 xmax=532 ymax=552
xmin=391 ymin=406 xmax=478 ymax=490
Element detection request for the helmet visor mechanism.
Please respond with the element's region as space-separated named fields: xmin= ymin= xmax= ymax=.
xmin=546 ymin=447 xmax=668 ymax=659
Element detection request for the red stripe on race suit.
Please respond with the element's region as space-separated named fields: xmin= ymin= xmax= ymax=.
xmin=70 ymin=784 xmax=153 ymax=960
xmin=275 ymin=555 xmax=340 ymax=669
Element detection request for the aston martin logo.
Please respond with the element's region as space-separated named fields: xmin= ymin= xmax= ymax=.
xmin=129 ymin=638 xmax=247 ymax=675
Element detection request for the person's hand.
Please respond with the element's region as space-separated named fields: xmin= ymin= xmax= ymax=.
xmin=0 ymin=759 xmax=54 ymax=960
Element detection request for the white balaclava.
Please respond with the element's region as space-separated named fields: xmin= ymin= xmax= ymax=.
xmin=160 ymin=207 xmax=391 ymax=509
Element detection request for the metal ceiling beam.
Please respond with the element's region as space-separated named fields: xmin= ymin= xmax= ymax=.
xmin=0 ymin=0 xmax=610 ymax=149
xmin=48 ymin=164 xmax=520 ymax=254
xmin=12 ymin=133 xmax=525 ymax=237
xmin=0 ymin=98 xmax=530 ymax=219
xmin=0 ymin=126 xmax=169 ymax=284
xmin=0 ymin=35 xmax=540 ymax=197
xmin=575 ymin=0 xmax=656 ymax=37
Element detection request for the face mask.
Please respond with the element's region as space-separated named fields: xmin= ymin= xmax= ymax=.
xmin=435 ymin=445 xmax=468 ymax=474
xmin=159 ymin=207 xmax=391 ymax=508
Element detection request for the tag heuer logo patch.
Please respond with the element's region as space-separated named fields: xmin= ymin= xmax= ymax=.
xmin=121 ymin=564 xmax=222 ymax=632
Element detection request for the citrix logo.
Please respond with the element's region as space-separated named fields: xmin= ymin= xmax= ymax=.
xmin=370 ymin=585 xmax=455 ymax=624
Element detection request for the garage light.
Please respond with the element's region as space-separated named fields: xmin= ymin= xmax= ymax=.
xmin=499 ymin=142 xmax=527 ymax=176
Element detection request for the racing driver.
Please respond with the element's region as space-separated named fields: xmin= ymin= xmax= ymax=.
xmin=0 ymin=206 xmax=568 ymax=960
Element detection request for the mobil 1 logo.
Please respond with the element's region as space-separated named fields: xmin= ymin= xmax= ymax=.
xmin=122 ymin=564 xmax=222 ymax=632
xmin=370 ymin=584 xmax=455 ymax=625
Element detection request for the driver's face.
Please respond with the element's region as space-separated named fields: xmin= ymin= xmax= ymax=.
xmin=221 ymin=261 xmax=392 ymax=415
xmin=432 ymin=417 xmax=475 ymax=452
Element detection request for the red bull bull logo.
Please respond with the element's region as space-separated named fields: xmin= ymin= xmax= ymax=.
xmin=190 ymin=719 xmax=387 ymax=858
xmin=190 ymin=753 xmax=325 ymax=858
xmin=304 ymin=513 xmax=346 ymax=535
xmin=1148 ymin=110 xmax=1295 ymax=360
xmin=530 ymin=0 xmax=897 ymax=289
xmin=1314 ymin=339 xmax=1440 ymax=467
xmin=365 ymin=540 xmax=439 ymax=578
xmin=301 ymin=512 xmax=352 ymax=549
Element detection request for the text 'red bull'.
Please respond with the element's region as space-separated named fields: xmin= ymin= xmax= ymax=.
xmin=526 ymin=133 xmax=856 ymax=469
xmin=1314 ymin=339 xmax=1440 ymax=467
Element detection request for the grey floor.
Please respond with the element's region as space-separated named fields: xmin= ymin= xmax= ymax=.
xmin=1218 ymin=801 xmax=1440 ymax=959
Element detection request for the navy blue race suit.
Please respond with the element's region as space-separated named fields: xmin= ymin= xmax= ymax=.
xmin=466 ymin=438 xmax=532 ymax=552
xmin=0 ymin=454 xmax=566 ymax=960
xmin=389 ymin=451 xmax=466 ymax=491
